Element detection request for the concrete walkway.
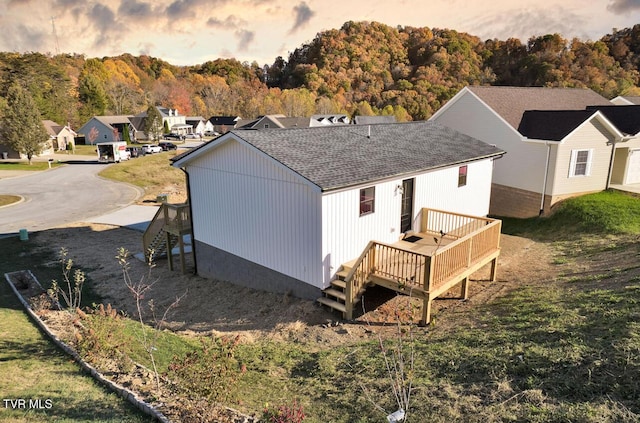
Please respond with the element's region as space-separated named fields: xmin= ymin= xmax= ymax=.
xmin=85 ymin=204 xmax=159 ymax=232
xmin=609 ymin=183 xmax=640 ymax=195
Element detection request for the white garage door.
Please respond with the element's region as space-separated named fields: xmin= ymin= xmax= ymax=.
xmin=627 ymin=149 xmax=640 ymax=184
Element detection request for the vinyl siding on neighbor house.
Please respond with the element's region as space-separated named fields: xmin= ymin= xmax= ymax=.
xmin=187 ymin=138 xmax=323 ymax=288
xmin=550 ymin=119 xmax=615 ymax=196
xmin=431 ymin=90 xmax=549 ymax=193
xmin=320 ymin=159 xmax=495 ymax=287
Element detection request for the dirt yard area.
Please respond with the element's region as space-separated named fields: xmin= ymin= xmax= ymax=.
xmin=30 ymin=222 xmax=557 ymax=347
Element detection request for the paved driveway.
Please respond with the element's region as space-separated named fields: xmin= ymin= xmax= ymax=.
xmin=0 ymin=160 xmax=144 ymax=236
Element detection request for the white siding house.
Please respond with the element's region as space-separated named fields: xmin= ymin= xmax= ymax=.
xmin=430 ymin=86 xmax=640 ymax=218
xmin=172 ymin=122 xmax=504 ymax=298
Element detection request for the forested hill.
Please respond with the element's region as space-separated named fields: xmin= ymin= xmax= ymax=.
xmin=1 ymin=21 xmax=639 ymax=127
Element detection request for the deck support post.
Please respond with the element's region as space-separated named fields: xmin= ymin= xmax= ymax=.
xmin=178 ymin=235 xmax=186 ymax=274
xmin=420 ymin=296 xmax=432 ymax=326
xmin=460 ymin=277 xmax=469 ymax=299
xmin=489 ymin=257 xmax=498 ymax=282
xmin=345 ymin=279 xmax=353 ymax=320
xmin=166 ymin=231 xmax=174 ymax=271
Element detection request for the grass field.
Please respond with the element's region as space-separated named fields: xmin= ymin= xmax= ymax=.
xmin=0 ymin=161 xmax=63 ymax=171
xmin=0 ymin=237 xmax=151 ymax=422
xmin=98 ymin=151 xmax=185 ymax=201
xmin=0 ymin=194 xmax=22 ymax=207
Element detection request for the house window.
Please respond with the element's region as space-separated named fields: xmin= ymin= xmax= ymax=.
xmin=458 ymin=165 xmax=468 ymax=187
xmin=264 ymin=124 xmax=269 ymax=129
xmin=360 ymin=187 xmax=375 ymax=216
xmin=569 ymin=149 xmax=593 ymax=177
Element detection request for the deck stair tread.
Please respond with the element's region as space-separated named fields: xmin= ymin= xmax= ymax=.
xmin=317 ymin=297 xmax=346 ymax=313
xmin=335 ymin=269 xmax=350 ymax=279
xmin=323 ymin=288 xmax=346 ymax=300
xmin=331 ymin=279 xmax=346 ymax=289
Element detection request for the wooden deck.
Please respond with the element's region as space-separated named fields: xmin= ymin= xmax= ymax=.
xmin=319 ymin=208 xmax=501 ymax=325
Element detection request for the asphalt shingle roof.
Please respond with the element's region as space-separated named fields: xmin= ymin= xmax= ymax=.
xmin=586 ymin=105 xmax=640 ymax=136
xmin=217 ymin=121 xmax=505 ymax=191
xmin=468 ymin=86 xmax=611 ymax=130
xmin=518 ymin=110 xmax=599 ymax=141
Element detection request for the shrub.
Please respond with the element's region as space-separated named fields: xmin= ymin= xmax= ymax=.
xmin=166 ymin=334 xmax=243 ymax=403
xmin=262 ymin=400 xmax=305 ymax=423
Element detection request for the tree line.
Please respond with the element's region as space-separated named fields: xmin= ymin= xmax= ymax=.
xmin=1 ymin=21 xmax=639 ymax=130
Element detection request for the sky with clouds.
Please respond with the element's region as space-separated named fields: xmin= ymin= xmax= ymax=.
xmin=1 ymin=0 xmax=639 ymax=67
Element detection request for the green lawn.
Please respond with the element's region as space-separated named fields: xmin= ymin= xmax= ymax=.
xmin=0 ymin=161 xmax=63 ymax=171
xmin=0 ymin=195 xmax=21 ymax=207
xmin=0 ymin=279 xmax=152 ymax=422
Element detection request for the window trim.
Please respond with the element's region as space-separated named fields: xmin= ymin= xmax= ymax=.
xmin=458 ymin=165 xmax=468 ymax=187
xmin=569 ymin=149 xmax=593 ymax=177
xmin=359 ymin=186 xmax=375 ymax=216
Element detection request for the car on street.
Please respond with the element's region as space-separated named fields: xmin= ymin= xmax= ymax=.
xmin=184 ymin=133 xmax=200 ymax=139
xmin=158 ymin=141 xmax=178 ymax=151
xmin=163 ymin=133 xmax=183 ymax=140
xmin=126 ymin=146 xmax=142 ymax=158
xmin=141 ymin=144 xmax=163 ymax=154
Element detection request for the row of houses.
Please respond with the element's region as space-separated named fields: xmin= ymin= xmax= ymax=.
xmin=76 ymin=107 xmax=214 ymax=145
xmin=163 ymin=86 xmax=640 ymax=316
xmin=75 ymin=110 xmax=384 ymax=145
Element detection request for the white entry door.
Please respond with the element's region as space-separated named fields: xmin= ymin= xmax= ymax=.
xmin=626 ymin=149 xmax=640 ymax=184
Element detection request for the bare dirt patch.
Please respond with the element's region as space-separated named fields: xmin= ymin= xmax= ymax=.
xmin=31 ymin=223 xmax=555 ymax=346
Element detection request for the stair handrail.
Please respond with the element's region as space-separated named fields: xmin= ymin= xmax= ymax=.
xmin=343 ymin=241 xmax=377 ymax=320
xmin=142 ymin=204 xmax=168 ymax=260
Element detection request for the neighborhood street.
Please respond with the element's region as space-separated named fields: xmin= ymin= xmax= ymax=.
xmin=0 ymin=158 xmax=144 ymax=236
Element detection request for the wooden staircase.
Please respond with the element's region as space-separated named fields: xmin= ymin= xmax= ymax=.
xmin=317 ymin=266 xmax=363 ymax=318
xmin=145 ymin=228 xmax=179 ymax=261
xmin=142 ymin=203 xmax=191 ymax=273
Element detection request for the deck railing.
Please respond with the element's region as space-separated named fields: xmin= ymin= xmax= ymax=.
xmin=421 ymin=207 xmax=495 ymax=239
xmin=142 ymin=203 xmax=191 ymax=259
xmin=429 ymin=219 xmax=501 ymax=291
xmin=342 ymin=208 xmax=501 ymax=319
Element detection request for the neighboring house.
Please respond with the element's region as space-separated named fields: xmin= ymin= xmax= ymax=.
xmin=237 ymin=114 xmax=310 ymax=129
xmin=353 ymin=115 xmax=397 ymax=125
xmin=584 ymin=105 xmax=640 ymax=185
xmin=171 ymin=121 xmax=504 ymax=299
xmin=209 ymin=116 xmax=242 ymax=134
xmin=77 ymin=116 xmax=136 ymax=144
xmin=430 ymin=86 xmax=640 ymax=218
xmin=309 ymin=114 xmax=350 ymax=126
xmin=43 ymin=120 xmax=77 ymax=151
xmin=610 ymin=96 xmax=640 ymax=105
xmin=156 ymin=107 xmax=192 ymax=135
xmin=186 ymin=116 xmax=213 ymax=135
xmin=237 ymin=114 xmax=351 ymax=130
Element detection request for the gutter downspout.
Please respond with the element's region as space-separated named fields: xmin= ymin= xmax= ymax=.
xmin=180 ymin=167 xmax=197 ymax=274
xmin=540 ymin=142 xmax=551 ymax=216
xmin=606 ymin=137 xmax=620 ymax=190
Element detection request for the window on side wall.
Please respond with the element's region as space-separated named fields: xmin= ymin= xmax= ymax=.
xmin=360 ymin=187 xmax=375 ymax=216
xmin=458 ymin=165 xmax=468 ymax=187
xmin=569 ymin=149 xmax=593 ymax=177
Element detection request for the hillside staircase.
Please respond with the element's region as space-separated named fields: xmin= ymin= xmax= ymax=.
xmin=142 ymin=203 xmax=191 ymax=273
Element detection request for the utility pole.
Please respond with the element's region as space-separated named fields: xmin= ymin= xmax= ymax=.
xmin=51 ymin=16 xmax=60 ymax=55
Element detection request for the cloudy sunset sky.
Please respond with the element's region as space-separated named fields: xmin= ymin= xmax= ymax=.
xmin=1 ymin=0 xmax=639 ymax=66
